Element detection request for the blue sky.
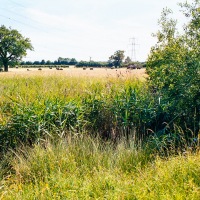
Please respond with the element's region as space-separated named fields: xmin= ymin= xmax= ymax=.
xmin=0 ymin=0 xmax=188 ymax=62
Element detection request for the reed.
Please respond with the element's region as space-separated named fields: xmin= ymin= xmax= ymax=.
xmin=0 ymin=72 xmax=199 ymax=199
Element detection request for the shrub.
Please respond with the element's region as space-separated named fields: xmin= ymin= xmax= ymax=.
xmin=147 ymin=3 xmax=200 ymax=138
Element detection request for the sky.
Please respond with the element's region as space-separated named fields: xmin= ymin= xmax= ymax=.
xmin=0 ymin=0 xmax=189 ymax=62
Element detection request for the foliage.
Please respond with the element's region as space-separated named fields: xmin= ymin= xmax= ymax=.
xmin=76 ymin=60 xmax=107 ymax=67
xmin=108 ymin=50 xmax=125 ymax=68
xmin=0 ymin=25 xmax=33 ymax=72
xmin=0 ymin=71 xmax=198 ymax=152
xmin=21 ymin=57 xmax=78 ymax=66
xmin=146 ymin=1 xmax=200 ymax=137
xmin=124 ymin=56 xmax=132 ymax=64
xmin=0 ymin=75 xmax=151 ymax=151
xmin=57 ymin=57 xmax=78 ymax=65
xmin=21 ymin=58 xmax=109 ymax=68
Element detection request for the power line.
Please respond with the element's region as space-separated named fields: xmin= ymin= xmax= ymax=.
xmin=0 ymin=8 xmax=70 ymax=35
xmin=0 ymin=7 xmax=40 ymax=25
xmin=0 ymin=14 xmax=48 ymax=33
xmin=7 ymin=0 xmax=26 ymax=8
xmin=1 ymin=2 xmax=72 ymax=36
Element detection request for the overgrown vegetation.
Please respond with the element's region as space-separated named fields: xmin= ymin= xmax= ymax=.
xmin=0 ymin=0 xmax=200 ymax=199
xmin=0 ymin=135 xmax=199 ymax=199
xmin=0 ymin=71 xmax=199 ymax=198
xmin=0 ymin=75 xmax=149 ymax=152
xmin=147 ymin=1 xmax=200 ymax=139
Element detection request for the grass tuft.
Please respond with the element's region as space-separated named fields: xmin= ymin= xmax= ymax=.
xmin=0 ymin=136 xmax=200 ymax=199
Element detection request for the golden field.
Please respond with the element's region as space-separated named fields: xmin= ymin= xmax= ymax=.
xmin=0 ymin=67 xmax=147 ymax=79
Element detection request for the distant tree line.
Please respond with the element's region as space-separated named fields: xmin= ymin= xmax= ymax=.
xmin=20 ymin=59 xmax=108 ymax=68
xmin=20 ymin=53 xmax=146 ymax=68
xmin=20 ymin=57 xmax=78 ymax=66
xmin=0 ymin=25 xmax=145 ymax=72
xmin=76 ymin=60 xmax=108 ymax=67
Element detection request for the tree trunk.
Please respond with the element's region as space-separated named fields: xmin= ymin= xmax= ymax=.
xmin=3 ymin=60 xmax=8 ymax=72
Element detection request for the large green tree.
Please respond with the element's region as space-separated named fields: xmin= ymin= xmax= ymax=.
xmin=0 ymin=25 xmax=33 ymax=72
xmin=109 ymin=50 xmax=125 ymax=68
xmin=147 ymin=0 xmax=200 ymax=136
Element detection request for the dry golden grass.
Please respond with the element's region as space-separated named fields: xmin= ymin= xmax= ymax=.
xmin=0 ymin=67 xmax=147 ymax=79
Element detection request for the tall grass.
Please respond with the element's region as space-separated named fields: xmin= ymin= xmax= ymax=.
xmin=0 ymin=72 xmax=199 ymax=199
xmin=0 ymin=73 xmax=198 ymax=152
xmin=0 ymin=74 xmax=153 ymax=151
xmin=0 ymin=135 xmax=200 ymax=199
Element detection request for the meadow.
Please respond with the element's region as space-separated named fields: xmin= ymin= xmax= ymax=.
xmin=1 ymin=67 xmax=147 ymax=78
xmin=0 ymin=68 xmax=199 ymax=199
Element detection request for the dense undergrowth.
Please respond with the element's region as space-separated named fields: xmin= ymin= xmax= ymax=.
xmin=0 ymin=135 xmax=200 ymax=199
xmin=0 ymin=75 xmax=151 ymax=151
xmin=0 ymin=74 xmax=199 ymax=199
xmin=1 ymin=0 xmax=200 ymax=197
xmin=0 ymin=75 xmax=198 ymax=153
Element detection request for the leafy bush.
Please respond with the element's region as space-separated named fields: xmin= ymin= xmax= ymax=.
xmin=147 ymin=2 xmax=200 ymax=138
